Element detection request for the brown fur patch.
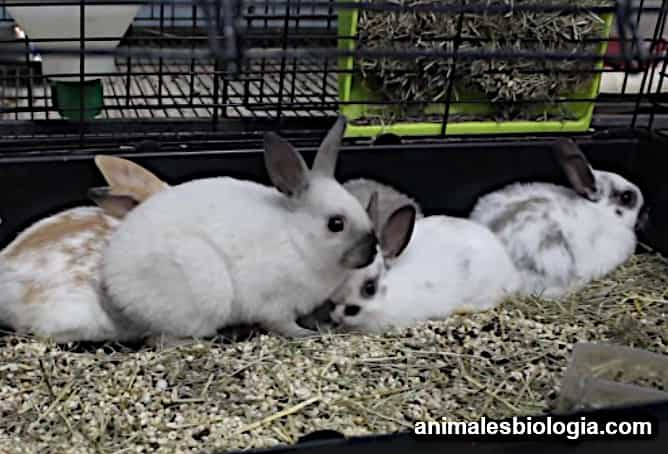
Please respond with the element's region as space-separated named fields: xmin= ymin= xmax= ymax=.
xmin=5 ymin=212 xmax=111 ymax=259
xmin=23 ymin=281 xmax=46 ymax=304
xmin=73 ymin=272 xmax=90 ymax=287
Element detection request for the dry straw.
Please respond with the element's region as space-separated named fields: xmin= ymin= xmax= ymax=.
xmin=357 ymin=0 xmax=614 ymax=121
xmin=0 ymin=253 xmax=666 ymax=452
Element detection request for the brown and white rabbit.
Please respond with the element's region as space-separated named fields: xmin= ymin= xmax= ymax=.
xmin=0 ymin=156 xmax=168 ymax=342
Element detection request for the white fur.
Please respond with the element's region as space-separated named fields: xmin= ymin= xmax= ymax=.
xmin=343 ymin=178 xmax=424 ymax=228
xmin=329 ymin=216 xmax=520 ymax=333
xmin=0 ymin=207 xmax=142 ymax=343
xmin=470 ymin=170 xmax=643 ymax=299
xmin=102 ymin=173 xmax=376 ymax=338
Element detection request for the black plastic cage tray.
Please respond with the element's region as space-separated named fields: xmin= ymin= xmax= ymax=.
xmin=229 ymin=399 xmax=668 ymax=453
xmin=2 ymin=127 xmax=668 ymax=254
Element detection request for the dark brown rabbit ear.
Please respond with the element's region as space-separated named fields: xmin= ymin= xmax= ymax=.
xmin=87 ymin=186 xmax=140 ymax=219
xmin=552 ymin=138 xmax=599 ymax=201
xmin=381 ymin=204 xmax=416 ymax=259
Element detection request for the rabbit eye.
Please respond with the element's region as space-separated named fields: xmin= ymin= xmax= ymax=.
xmin=327 ymin=215 xmax=345 ymax=233
xmin=620 ymin=190 xmax=635 ymax=207
xmin=361 ymin=279 xmax=377 ymax=298
xmin=344 ymin=305 xmax=361 ymax=316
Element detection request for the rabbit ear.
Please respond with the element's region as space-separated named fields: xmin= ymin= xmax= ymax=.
xmin=87 ymin=186 xmax=140 ymax=219
xmin=552 ymin=138 xmax=599 ymax=201
xmin=264 ymin=132 xmax=310 ymax=197
xmin=365 ymin=191 xmax=380 ymax=230
xmin=311 ymin=115 xmax=346 ymax=177
xmin=94 ymin=155 xmax=167 ymax=203
xmin=381 ymin=204 xmax=416 ymax=259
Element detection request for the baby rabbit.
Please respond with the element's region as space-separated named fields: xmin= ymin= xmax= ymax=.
xmin=101 ymin=116 xmax=379 ymax=339
xmin=297 ymin=178 xmax=424 ymax=331
xmin=317 ymin=202 xmax=519 ymax=334
xmin=0 ymin=156 xmax=168 ymax=343
xmin=470 ymin=138 xmax=647 ymax=299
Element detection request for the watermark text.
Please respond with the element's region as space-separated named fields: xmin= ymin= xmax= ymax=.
xmin=414 ymin=415 xmax=656 ymax=441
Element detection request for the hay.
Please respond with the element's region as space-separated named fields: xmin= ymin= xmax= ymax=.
xmin=1 ymin=253 xmax=667 ymax=453
xmin=356 ymin=0 xmax=613 ymax=121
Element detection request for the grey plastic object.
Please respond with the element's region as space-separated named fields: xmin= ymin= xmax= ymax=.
xmin=556 ymin=342 xmax=668 ymax=414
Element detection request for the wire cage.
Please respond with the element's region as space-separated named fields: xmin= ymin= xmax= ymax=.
xmin=2 ymin=3 xmax=668 ymax=453
xmin=0 ymin=0 xmax=667 ymax=152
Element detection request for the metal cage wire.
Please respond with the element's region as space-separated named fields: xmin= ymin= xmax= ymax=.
xmin=0 ymin=0 xmax=667 ymax=151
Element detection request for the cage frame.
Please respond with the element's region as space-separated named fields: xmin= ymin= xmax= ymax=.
xmin=1 ymin=2 xmax=668 ymax=452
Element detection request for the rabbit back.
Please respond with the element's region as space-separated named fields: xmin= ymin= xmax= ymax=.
xmin=376 ymin=216 xmax=520 ymax=327
xmin=102 ymin=177 xmax=353 ymax=337
xmin=470 ymin=181 xmax=637 ymax=298
xmin=0 ymin=206 xmax=138 ymax=342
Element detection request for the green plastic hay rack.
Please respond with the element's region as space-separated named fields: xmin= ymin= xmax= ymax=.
xmin=337 ymin=2 xmax=614 ymax=137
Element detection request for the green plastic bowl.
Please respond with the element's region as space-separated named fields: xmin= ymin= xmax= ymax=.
xmin=337 ymin=2 xmax=614 ymax=138
xmin=50 ymin=79 xmax=104 ymax=120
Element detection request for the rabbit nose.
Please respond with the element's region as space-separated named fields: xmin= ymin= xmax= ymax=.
xmin=356 ymin=232 xmax=378 ymax=268
xmin=340 ymin=232 xmax=378 ymax=269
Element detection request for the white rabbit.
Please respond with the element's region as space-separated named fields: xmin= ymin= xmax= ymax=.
xmin=0 ymin=156 xmax=168 ymax=343
xmin=297 ymin=178 xmax=423 ymax=331
xmin=317 ymin=203 xmax=520 ymax=334
xmin=469 ymin=138 xmax=648 ymax=300
xmin=100 ymin=116 xmax=379 ymax=339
